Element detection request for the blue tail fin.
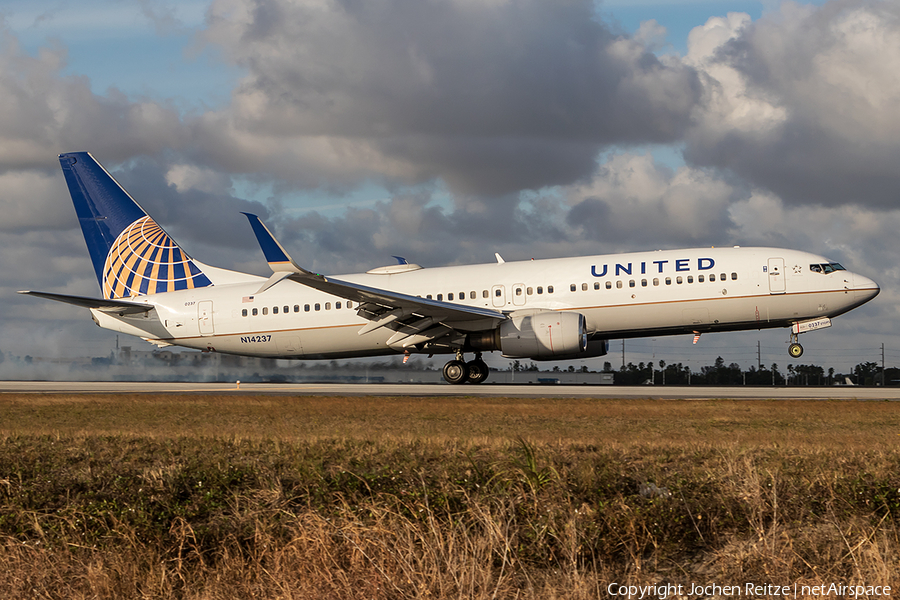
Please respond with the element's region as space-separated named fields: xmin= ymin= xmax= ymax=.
xmin=59 ymin=152 xmax=213 ymax=299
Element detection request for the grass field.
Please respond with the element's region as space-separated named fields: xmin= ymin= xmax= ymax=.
xmin=1 ymin=394 xmax=898 ymax=598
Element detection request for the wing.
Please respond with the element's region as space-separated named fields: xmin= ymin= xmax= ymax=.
xmin=242 ymin=213 xmax=505 ymax=349
xmin=18 ymin=290 xmax=154 ymax=315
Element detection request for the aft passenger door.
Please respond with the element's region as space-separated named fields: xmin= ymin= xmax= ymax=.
xmin=198 ymin=300 xmax=215 ymax=335
xmin=767 ymin=258 xmax=785 ymax=294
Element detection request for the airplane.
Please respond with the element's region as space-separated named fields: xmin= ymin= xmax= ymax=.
xmin=20 ymin=152 xmax=880 ymax=384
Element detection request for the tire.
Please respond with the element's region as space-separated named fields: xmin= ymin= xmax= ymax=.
xmin=442 ymin=360 xmax=468 ymax=384
xmin=788 ymin=343 xmax=803 ymax=358
xmin=466 ymin=360 xmax=489 ymax=384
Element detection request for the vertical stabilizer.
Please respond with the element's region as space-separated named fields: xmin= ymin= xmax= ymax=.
xmin=59 ymin=152 xmax=213 ymax=299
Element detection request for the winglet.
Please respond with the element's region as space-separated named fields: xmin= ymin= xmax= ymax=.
xmin=241 ymin=213 xmax=305 ymax=273
xmin=242 ymin=213 xmax=325 ymax=294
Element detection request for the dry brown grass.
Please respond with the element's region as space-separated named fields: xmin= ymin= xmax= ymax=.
xmin=2 ymin=393 xmax=900 ymax=449
xmin=0 ymin=394 xmax=898 ymax=598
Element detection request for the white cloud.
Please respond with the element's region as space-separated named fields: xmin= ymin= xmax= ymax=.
xmin=197 ymin=0 xmax=701 ymax=194
xmin=684 ymin=0 xmax=900 ymax=207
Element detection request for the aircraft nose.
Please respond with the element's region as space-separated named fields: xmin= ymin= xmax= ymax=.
xmin=853 ymin=274 xmax=880 ymax=303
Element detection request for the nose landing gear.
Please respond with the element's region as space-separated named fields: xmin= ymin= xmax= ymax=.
xmin=788 ymin=332 xmax=803 ymax=358
xmin=442 ymin=351 xmax=490 ymax=384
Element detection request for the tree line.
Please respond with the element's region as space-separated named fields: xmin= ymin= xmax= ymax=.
xmin=511 ymin=357 xmax=893 ymax=386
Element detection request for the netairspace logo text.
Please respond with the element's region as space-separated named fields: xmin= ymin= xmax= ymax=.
xmin=606 ymin=582 xmax=892 ymax=598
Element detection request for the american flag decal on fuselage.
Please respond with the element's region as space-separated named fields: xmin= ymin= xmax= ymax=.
xmin=102 ymin=216 xmax=212 ymax=299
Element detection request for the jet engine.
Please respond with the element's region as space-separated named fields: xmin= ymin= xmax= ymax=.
xmin=466 ymin=310 xmax=592 ymax=359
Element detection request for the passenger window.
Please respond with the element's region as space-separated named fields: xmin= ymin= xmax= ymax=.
xmin=448 ymin=293 xmax=454 ymax=301
xmin=273 ymin=306 xmax=279 ymax=314
xmin=294 ymin=305 xmax=300 ymax=312
xmin=720 ymin=273 xmax=726 ymax=281
xmin=495 ymin=289 xmax=501 ymax=297
xmin=262 ymin=307 xmax=268 ymax=315
xmin=515 ymin=288 xmax=522 ymax=296
xmin=641 ymin=279 xmax=647 ymax=287
xmin=527 ymin=287 xmax=533 ymax=295
xmin=437 ymin=294 xmax=443 ymax=301
xmin=315 ymin=303 xmax=320 ymax=311
xmin=698 ymin=275 xmax=704 ymax=283
xmin=594 ymin=282 xmax=600 ymax=290
xmin=252 ymin=308 xmax=258 ymax=316
xmin=283 ymin=305 xmax=289 ymax=313
xmin=629 ymin=280 xmax=635 ymax=288
xmin=665 ymin=277 xmax=672 ymax=285
xmin=460 ymin=292 xmax=465 ymax=300
xmin=606 ymin=281 xmax=612 ymax=289
xmin=582 ymin=283 xmax=588 ymax=291
xmin=687 ymin=276 xmax=693 ymax=284
xmin=548 ymin=286 xmax=554 ymax=294
xmin=426 ymin=295 xmax=432 ymax=299
xmin=709 ymin=274 xmax=716 ymax=282
xmin=537 ymin=287 xmax=543 ymax=294
xmin=570 ymin=284 xmax=576 ymax=292
xmin=676 ymin=276 xmax=683 ymax=284
xmin=483 ymin=290 xmax=489 ymax=298
xmin=304 ymin=304 xmax=310 ymax=312
xmin=470 ymin=291 xmax=476 ymax=299
xmin=347 ymin=302 xmax=353 ymax=309
xmin=325 ymin=302 xmax=331 ymax=310
xmin=242 ymin=308 xmax=248 ymax=317
xmin=336 ymin=302 xmax=341 ymax=309
xmin=731 ymin=272 xmax=738 ymax=280
xmin=653 ymin=278 xmax=659 ymax=286
xmin=616 ymin=281 xmax=623 ymax=289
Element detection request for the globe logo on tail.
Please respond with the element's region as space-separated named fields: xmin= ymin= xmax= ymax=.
xmin=102 ymin=216 xmax=212 ymax=299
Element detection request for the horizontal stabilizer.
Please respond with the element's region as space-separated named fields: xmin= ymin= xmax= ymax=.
xmin=18 ymin=290 xmax=154 ymax=315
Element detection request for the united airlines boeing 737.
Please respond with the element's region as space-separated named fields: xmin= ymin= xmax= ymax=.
xmin=21 ymin=153 xmax=880 ymax=384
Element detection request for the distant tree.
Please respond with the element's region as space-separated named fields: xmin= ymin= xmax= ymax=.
xmin=794 ymin=364 xmax=825 ymax=386
xmin=853 ymin=362 xmax=880 ymax=386
xmin=603 ymin=361 xmax=613 ymax=372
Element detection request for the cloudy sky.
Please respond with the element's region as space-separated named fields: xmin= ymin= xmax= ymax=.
xmin=2 ymin=0 xmax=898 ymax=373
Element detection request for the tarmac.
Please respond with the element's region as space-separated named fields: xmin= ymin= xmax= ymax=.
xmin=1 ymin=381 xmax=899 ymax=400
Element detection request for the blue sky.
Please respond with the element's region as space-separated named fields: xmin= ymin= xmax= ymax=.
xmin=0 ymin=0 xmax=896 ymax=373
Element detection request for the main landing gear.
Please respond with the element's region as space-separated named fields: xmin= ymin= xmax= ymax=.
xmin=442 ymin=351 xmax=489 ymax=385
xmin=788 ymin=331 xmax=803 ymax=358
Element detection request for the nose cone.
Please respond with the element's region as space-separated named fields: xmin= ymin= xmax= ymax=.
xmin=853 ymin=274 xmax=880 ymax=304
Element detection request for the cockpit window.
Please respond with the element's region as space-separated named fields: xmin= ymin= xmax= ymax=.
xmin=810 ymin=262 xmax=846 ymax=274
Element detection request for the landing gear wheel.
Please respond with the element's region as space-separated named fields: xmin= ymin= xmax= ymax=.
xmin=466 ymin=359 xmax=489 ymax=384
xmin=788 ymin=343 xmax=804 ymax=358
xmin=442 ymin=360 xmax=468 ymax=385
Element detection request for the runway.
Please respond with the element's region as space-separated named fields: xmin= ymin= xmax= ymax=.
xmin=1 ymin=380 xmax=899 ymax=400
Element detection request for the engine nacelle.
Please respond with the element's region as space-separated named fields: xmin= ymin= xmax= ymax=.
xmin=499 ymin=311 xmax=587 ymax=359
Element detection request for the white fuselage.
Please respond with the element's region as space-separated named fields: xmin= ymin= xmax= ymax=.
xmin=91 ymin=247 xmax=879 ymax=359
